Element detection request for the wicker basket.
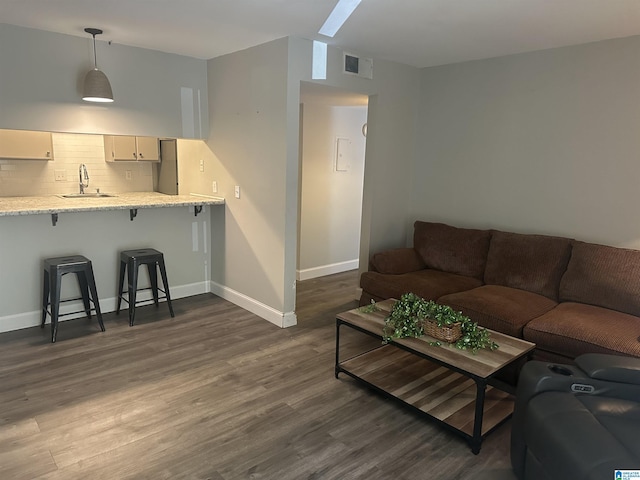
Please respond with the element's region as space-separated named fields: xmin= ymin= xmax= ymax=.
xmin=424 ymin=319 xmax=462 ymax=343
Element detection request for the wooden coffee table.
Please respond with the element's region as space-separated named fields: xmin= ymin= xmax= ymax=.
xmin=335 ymin=299 xmax=535 ymax=454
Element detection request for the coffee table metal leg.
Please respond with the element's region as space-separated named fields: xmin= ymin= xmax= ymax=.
xmin=335 ymin=320 xmax=342 ymax=378
xmin=471 ymin=379 xmax=487 ymax=454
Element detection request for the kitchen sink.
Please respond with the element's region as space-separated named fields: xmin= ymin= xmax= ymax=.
xmin=58 ymin=193 xmax=117 ymax=198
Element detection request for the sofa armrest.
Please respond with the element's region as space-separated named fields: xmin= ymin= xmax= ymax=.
xmin=576 ymin=353 xmax=640 ymax=385
xmin=370 ymin=248 xmax=426 ymax=274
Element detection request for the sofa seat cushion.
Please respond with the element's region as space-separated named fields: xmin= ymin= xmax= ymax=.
xmin=413 ymin=221 xmax=491 ymax=280
xmin=560 ymin=241 xmax=640 ymax=317
xmin=524 ymin=391 xmax=640 ymax=479
xmin=438 ymin=285 xmax=557 ymax=337
xmin=523 ymin=302 xmax=640 ymax=358
xmin=359 ymin=269 xmax=482 ymax=302
xmin=484 ymin=230 xmax=572 ymax=301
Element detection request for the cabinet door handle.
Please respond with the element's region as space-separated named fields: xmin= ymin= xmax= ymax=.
xmin=139 ymin=153 xmax=144 ymax=158
xmin=133 ymin=152 xmax=137 ymax=159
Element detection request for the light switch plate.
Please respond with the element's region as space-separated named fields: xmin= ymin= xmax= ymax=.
xmin=234 ymin=185 xmax=240 ymax=199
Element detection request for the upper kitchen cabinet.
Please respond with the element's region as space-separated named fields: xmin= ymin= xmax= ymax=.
xmin=0 ymin=129 xmax=54 ymax=160
xmin=105 ymin=135 xmax=136 ymax=161
xmin=135 ymin=137 xmax=160 ymax=161
xmin=104 ymin=135 xmax=159 ymax=162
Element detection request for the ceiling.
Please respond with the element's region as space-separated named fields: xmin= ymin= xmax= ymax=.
xmin=2 ymin=0 xmax=640 ymax=68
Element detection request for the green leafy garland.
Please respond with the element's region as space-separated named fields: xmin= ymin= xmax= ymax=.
xmin=358 ymin=300 xmax=381 ymax=313
xmin=381 ymin=293 xmax=499 ymax=353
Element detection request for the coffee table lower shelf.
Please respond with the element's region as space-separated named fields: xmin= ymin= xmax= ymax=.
xmin=336 ymin=345 xmax=514 ymax=452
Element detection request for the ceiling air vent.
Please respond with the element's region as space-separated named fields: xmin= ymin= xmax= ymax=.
xmin=343 ymin=52 xmax=373 ymax=79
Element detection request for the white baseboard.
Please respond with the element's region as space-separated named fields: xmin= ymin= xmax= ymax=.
xmin=0 ymin=281 xmax=209 ymax=334
xmin=2 ymin=280 xmax=300 ymax=333
xmin=296 ymin=259 xmax=359 ymax=281
xmin=0 ymin=311 xmax=44 ymax=334
xmin=209 ymin=281 xmax=297 ymax=328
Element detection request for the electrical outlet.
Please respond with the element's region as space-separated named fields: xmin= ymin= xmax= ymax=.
xmin=125 ymin=170 xmax=132 ymax=181
xmin=234 ymin=185 xmax=240 ymax=199
xmin=212 ymin=181 xmax=218 ymax=193
xmin=54 ymin=170 xmax=66 ymax=181
xmin=199 ymin=159 xmax=204 ymax=172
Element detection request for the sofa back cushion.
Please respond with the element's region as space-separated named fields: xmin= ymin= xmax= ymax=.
xmin=370 ymin=248 xmax=426 ymax=274
xmin=559 ymin=241 xmax=640 ymax=316
xmin=484 ymin=231 xmax=572 ymax=300
xmin=413 ymin=221 xmax=491 ymax=279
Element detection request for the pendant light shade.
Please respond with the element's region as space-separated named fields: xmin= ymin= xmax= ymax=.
xmin=82 ymin=28 xmax=114 ymax=103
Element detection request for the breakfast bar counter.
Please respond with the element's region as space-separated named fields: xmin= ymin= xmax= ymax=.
xmin=0 ymin=192 xmax=225 ymax=216
xmin=0 ymin=192 xmax=225 ymax=334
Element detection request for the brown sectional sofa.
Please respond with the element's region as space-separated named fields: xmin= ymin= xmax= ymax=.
xmin=360 ymin=221 xmax=640 ymax=362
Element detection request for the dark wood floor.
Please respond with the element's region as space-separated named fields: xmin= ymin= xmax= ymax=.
xmin=0 ymin=271 xmax=516 ymax=479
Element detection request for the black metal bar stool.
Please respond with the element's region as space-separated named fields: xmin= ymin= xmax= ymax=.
xmin=116 ymin=248 xmax=175 ymax=326
xmin=41 ymin=255 xmax=105 ymax=343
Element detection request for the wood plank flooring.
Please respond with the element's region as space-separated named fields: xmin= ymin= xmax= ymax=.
xmin=0 ymin=271 xmax=516 ymax=479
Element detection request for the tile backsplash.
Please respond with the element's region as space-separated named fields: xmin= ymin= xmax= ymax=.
xmin=0 ymin=133 xmax=155 ymax=197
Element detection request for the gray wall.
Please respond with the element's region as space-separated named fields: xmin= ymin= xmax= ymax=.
xmin=413 ymin=35 xmax=640 ymax=249
xmin=0 ymin=24 xmax=208 ymax=138
xmin=206 ymin=38 xmax=293 ymax=326
xmin=204 ymin=37 xmax=421 ymax=325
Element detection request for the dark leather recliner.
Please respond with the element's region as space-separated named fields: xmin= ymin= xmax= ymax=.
xmin=511 ymin=353 xmax=640 ymax=480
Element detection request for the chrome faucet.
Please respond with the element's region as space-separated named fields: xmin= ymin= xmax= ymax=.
xmin=79 ymin=164 xmax=89 ymax=194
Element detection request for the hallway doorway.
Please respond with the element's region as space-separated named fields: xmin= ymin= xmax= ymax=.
xmin=297 ymin=82 xmax=369 ymax=282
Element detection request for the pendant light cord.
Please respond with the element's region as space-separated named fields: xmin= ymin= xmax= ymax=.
xmin=84 ymin=28 xmax=104 ymax=69
xmin=92 ymin=34 xmax=97 ymax=68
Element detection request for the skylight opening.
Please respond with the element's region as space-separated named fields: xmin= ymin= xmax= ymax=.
xmin=318 ymin=0 xmax=362 ymax=38
xmin=312 ymin=41 xmax=328 ymax=80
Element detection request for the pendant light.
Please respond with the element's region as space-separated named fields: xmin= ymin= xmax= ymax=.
xmin=82 ymin=28 xmax=114 ymax=103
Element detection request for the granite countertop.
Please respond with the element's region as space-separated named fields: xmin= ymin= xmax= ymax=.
xmin=0 ymin=192 xmax=225 ymax=216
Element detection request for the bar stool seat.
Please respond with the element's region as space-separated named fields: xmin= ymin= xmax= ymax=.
xmin=41 ymin=255 xmax=105 ymax=343
xmin=116 ymin=248 xmax=174 ymax=326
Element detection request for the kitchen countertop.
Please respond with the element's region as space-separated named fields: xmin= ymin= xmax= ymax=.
xmin=0 ymin=192 xmax=225 ymax=216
